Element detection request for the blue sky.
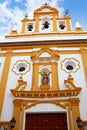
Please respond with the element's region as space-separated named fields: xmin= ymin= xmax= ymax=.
xmin=0 ymin=0 xmax=87 ymax=39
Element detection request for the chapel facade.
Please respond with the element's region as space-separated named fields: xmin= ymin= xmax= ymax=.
xmin=0 ymin=4 xmax=87 ymax=130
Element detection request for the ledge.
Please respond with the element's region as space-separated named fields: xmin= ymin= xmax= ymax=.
xmin=0 ymin=39 xmax=87 ymax=48
xmin=10 ymin=88 xmax=81 ymax=98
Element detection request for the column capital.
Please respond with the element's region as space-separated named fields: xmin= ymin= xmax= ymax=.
xmin=69 ymin=98 xmax=80 ymax=106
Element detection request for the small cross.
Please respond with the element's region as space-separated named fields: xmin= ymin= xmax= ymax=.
xmin=24 ymin=12 xmax=28 ymax=18
xmin=43 ymin=3 xmax=49 ymax=6
xmin=64 ymin=10 xmax=69 ymax=16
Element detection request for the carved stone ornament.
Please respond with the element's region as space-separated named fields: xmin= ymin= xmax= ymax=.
xmin=12 ymin=60 xmax=31 ymax=76
xmin=31 ymin=48 xmax=60 ymax=62
xmin=11 ymin=73 xmax=81 ymax=98
xmin=10 ymin=52 xmax=81 ymax=99
xmin=60 ymin=58 xmax=80 ymax=73
xmin=40 ymin=68 xmax=50 ymax=91
xmin=64 ymin=73 xmax=81 ymax=90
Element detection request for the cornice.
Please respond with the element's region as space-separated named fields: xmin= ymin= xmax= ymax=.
xmin=10 ymin=88 xmax=81 ymax=98
xmin=0 ymin=39 xmax=87 ymax=48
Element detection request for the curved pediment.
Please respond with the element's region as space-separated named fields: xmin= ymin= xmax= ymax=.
xmin=34 ymin=5 xmax=58 ymax=15
xmin=31 ymin=48 xmax=60 ymax=62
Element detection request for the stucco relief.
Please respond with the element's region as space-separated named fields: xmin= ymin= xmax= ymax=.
xmin=12 ymin=60 xmax=31 ymax=76
xmin=60 ymin=58 xmax=80 ymax=73
xmin=31 ymin=48 xmax=60 ymax=62
xmin=40 ymin=67 xmax=51 ymax=91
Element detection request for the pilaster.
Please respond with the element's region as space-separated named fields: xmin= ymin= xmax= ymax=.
xmin=13 ymin=100 xmax=22 ymax=130
xmin=0 ymin=49 xmax=12 ymax=118
xmin=70 ymin=98 xmax=80 ymax=130
xmin=32 ymin=63 xmax=39 ymax=90
xmin=51 ymin=62 xmax=59 ymax=90
xmin=21 ymin=18 xmax=29 ymax=33
xmin=20 ymin=108 xmax=24 ymax=130
xmin=80 ymin=46 xmax=87 ymax=81
xmin=66 ymin=104 xmax=73 ymax=130
xmin=65 ymin=16 xmax=71 ymax=31
xmin=53 ymin=13 xmax=57 ymax=31
xmin=35 ymin=14 xmax=39 ymax=32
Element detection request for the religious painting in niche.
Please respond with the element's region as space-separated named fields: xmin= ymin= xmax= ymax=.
xmin=41 ymin=71 xmax=49 ymax=85
xmin=40 ymin=67 xmax=50 ymax=91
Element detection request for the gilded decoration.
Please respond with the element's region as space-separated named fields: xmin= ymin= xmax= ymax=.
xmin=60 ymin=58 xmax=80 ymax=73
xmin=34 ymin=5 xmax=58 ymax=16
xmin=11 ymin=49 xmax=81 ymax=98
xmin=31 ymin=48 xmax=60 ymax=62
xmin=11 ymin=76 xmax=27 ymax=91
xmin=64 ymin=73 xmax=81 ymax=90
xmin=10 ymin=70 xmax=81 ymax=98
xmin=0 ymin=122 xmax=10 ymax=130
xmin=12 ymin=60 xmax=31 ymax=76
xmin=31 ymin=48 xmax=59 ymax=91
xmin=40 ymin=67 xmax=50 ymax=90
xmin=25 ymin=100 xmax=66 ymax=110
xmin=11 ymin=88 xmax=81 ymax=98
xmin=13 ymin=98 xmax=80 ymax=111
xmin=12 ymin=98 xmax=80 ymax=130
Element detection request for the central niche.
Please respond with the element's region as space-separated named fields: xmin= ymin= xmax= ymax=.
xmin=31 ymin=48 xmax=60 ymax=91
xmin=39 ymin=67 xmax=51 ymax=91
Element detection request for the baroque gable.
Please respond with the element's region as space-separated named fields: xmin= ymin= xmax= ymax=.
xmin=34 ymin=5 xmax=58 ymax=14
xmin=31 ymin=48 xmax=60 ymax=62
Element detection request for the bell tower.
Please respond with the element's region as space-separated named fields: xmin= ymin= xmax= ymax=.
xmin=1 ymin=3 xmax=87 ymax=130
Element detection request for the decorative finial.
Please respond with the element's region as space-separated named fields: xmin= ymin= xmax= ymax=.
xmin=64 ymin=10 xmax=69 ymax=16
xmin=76 ymin=20 xmax=83 ymax=31
xmin=24 ymin=12 xmax=28 ymax=18
xmin=76 ymin=20 xmax=81 ymax=28
xmin=43 ymin=3 xmax=49 ymax=6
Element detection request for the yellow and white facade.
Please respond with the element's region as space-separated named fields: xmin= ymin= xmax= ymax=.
xmin=0 ymin=4 xmax=87 ymax=130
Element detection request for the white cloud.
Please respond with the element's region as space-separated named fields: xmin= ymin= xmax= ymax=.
xmin=0 ymin=0 xmax=24 ymax=38
xmin=15 ymin=0 xmax=22 ymax=2
xmin=25 ymin=0 xmax=64 ymax=18
xmin=0 ymin=0 xmax=64 ymax=39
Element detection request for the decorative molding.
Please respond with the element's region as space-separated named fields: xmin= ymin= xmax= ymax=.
xmin=12 ymin=60 xmax=31 ymax=76
xmin=10 ymin=88 xmax=81 ymax=98
xmin=82 ymin=121 xmax=87 ymax=130
xmin=1 ymin=39 xmax=87 ymax=48
xmin=10 ymin=72 xmax=81 ymax=98
xmin=34 ymin=5 xmax=58 ymax=15
xmin=11 ymin=76 xmax=27 ymax=91
xmin=0 ymin=122 xmax=10 ymax=130
xmin=25 ymin=100 xmax=66 ymax=110
xmin=10 ymin=49 xmax=82 ymax=97
xmin=60 ymin=58 xmax=80 ymax=73
xmin=40 ymin=85 xmax=50 ymax=91
xmin=31 ymin=48 xmax=60 ymax=62
xmin=12 ymin=97 xmax=80 ymax=130
xmin=64 ymin=73 xmax=80 ymax=89
xmin=13 ymin=98 xmax=80 ymax=110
